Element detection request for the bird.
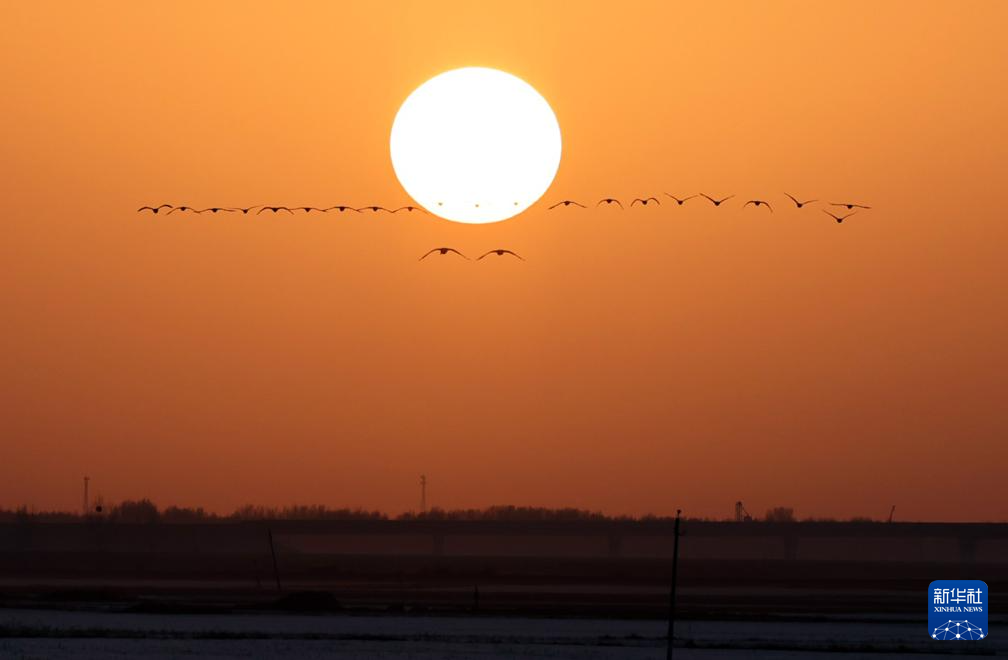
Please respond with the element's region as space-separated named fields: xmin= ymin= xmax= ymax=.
xmin=744 ymin=200 xmax=773 ymax=212
xmin=664 ymin=194 xmax=698 ymax=206
xmin=419 ymin=247 xmax=468 ymax=260
xmin=356 ymin=205 xmax=391 ymax=213
xmin=322 ymin=205 xmax=359 ymax=213
xmin=391 ymin=205 xmax=428 ymax=214
xmin=596 ymin=198 xmax=624 ymax=209
xmin=193 ymin=207 xmax=236 ymax=214
xmin=166 ymin=205 xmax=197 ymax=214
xmin=137 ymin=204 xmax=173 ymax=214
xmin=292 ymin=206 xmax=326 ymax=213
xmin=256 ymin=206 xmax=294 ymax=214
xmin=784 ymin=193 xmax=816 ymax=209
xmin=701 ymin=194 xmax=735 ymax=207
xmin=823 ymin=210 xmax=857 ymax=224
xmin=630 ymin=197 xmax=660 ymax=207
xmin=831 ymin=201 xmax=872 ymax=210
xmin=230 ymin=205 xmax=264 ymax=214
xmin=548 ymin=200 xmax=585 ymax=209
xmin=478 ymin=249 xmax=525 ymax=261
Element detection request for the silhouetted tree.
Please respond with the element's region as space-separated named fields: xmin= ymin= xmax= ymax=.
xmin=764 ymin=506 xmax=796 ymax=523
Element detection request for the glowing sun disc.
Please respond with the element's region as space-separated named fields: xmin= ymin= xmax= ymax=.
xmin=390 ymin=67 xmax=562 ymax=224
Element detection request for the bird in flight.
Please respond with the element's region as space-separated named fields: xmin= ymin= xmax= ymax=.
xmin=357 ymin=205 xmax=391 ymax=213
xmin=664 ymin=194 xmax=698 ymax=206
xmin=597 ymin=198 xmax=624 ymax=209
xmin=831 ymin=201 xmax=872 ymax=210
xmin=257 ymin=206 xmax=294 ymax=214
xmin=823 ymin=210 xmax=857 ymax=224
xmin=701 ymin=194 xmax=735 ymax=207
xmin=420 ymin=247 xmax=468 ymax=260
xmin=744 ymin=200 xmax=773 ymax=212
xmin=292 ymin=206 xmax=326 ymax=213
xmin=784 ymin=193 xmax=816 ymax=209
xmin=630 ymin=197 xmax=660 ymax=207
xmin=548 ymin=200 xmax=585 ymax=209
xmin=322 ymin=205 xmax=359 ymax=213
xmin=391 ymin=205 xmax=428 ymax=214
xmin=230 ymin=205 xmax=264 ymax=214
xmin=478 ymin=249 xmax=525 ymax=261
xmin=166 ymin=205 xmax=197 ymax=214
xmin=193 ymin=207 xmax=236 ymax=214
xmin=138 ymin=204 xmax=173 ymax=214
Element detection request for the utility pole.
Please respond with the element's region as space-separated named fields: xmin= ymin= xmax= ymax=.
xmin=420 ymin=474 xmax=427 ymax=513
xmin=83 ymin=476 xmax=89 ymax=516
xmin=666 ymin=509 xmax=682 ymax=660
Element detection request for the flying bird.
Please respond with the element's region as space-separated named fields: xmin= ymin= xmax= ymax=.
xmin=193 ymin=207 xmax=236 ymax=214
xmin=230 ymin=205 xmax=264 ymax=214
xmin=664 ymin=194 xmax=698 ymax=206
xmin=701 ymin=194 xmax=735 ymax=207
xmin=630 ymin=197 xmax=660 ymax=207
xmin=137 ymin=204 xmax=173 ymax=214
xmin=322 ymin=205 xmax=359 ymax=213
xmin=548 ymin=200 xmax=585 ymax=209
xmin=596 ymin=198 xmax=624 ymax=209
xmin=391 ymin=205 xmax=429 ymax=214
xmin=256 ymin=206 xmax=294 ymax=214
xmin=823 ymin=210 xmax=857 ymax=224
xmin=419 ymin=247 xmax=468 ymax=260
xmin=292 ymin=206 xmax=326 ymax=213
xmin=477 ymin=249 xmax=525 ymax=261
xmin=166 ymin=205 xmax=197 ymax=214
xmin=784 ymin=193 xmax=816 ymax=209
xmin=831 ymin=201 xmax=872 ymax=210
xmin=356 ymin=205 xmax=391 ymax=213
xmin=744 ymin=200 xmax=773 ymax=212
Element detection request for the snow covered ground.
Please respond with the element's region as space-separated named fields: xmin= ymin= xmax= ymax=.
xmin=0 ymin=608 xmax=1001 ymax=658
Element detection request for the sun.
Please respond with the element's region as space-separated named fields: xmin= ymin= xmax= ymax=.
xmin=390 ymin=67 xmax=562 ymax=224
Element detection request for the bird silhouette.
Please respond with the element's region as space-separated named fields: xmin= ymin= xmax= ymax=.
xmin=230 ymin=205 xmax=264 ymax=214
xmin=831 ymin=201 xmax=872 ymax=210
xmin=256 ymin=206 xmax=294 ymax=214
xmin=478 ymin=249 xmax=525 ymax=261
xmin=744 ymin=200 xmax=773 ymax=212
xmin=784 ymin=193 xmax=816 ymax=209
xmin=823 ymin=210 xmax=857 ymax=224
xmin=357 ymin=205 xmax=391 ymax=213
xmin=548 ymin=200 xmax=585 ymax=209
xmin=420 ymin=247 xmax=468 ymax=260
xmin=391 ymin=205 xmax=428 ymax=214
xmin=701 ymin=194 xmax=735 ymax=207
xmin=292 ymin=206 xmax=325 ymax=213
xmin=664 ymin=194 xmax=698 ymax=206
xmin=322 ymin=205 xmax=359 ymax=213
xmin=596 ymin=198 xmax=624 ymax=209
xmin=193 ymin=207 xmax=236 ymax=214
xmin=630 ymin=197 xmax=660 ymax=207
xmin=166 ymin=205 xmax=197 ymax=215
xmin=138 ymin=204 xmax=173 ymax=214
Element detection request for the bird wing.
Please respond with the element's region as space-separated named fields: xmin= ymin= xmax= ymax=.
xmin=547 ymin=201 xmax=566 ymax=209
xmin=500 ymin=250 xmax=525 ymax=260
xmin=476 ymin=251 xmax=494 ymax=260
xmin=447 ymin=248 xmax=470 ymax=259
xmin=630 ymin=198 xmax=643 ymax=206
xmin=700 ymin=193 xmax=716 ymax=203
xmin=744 ymin=200 xmax=756 ymax=207
xmin=573 ymin=201 xmax=586 ymax=208
xmin=721 ymin=195 xmax=736 ymax=203
xmin=647 ymin=197 xmax=660 ymax=204
xmin=784 ymin=193 xmax=800 ymax=205
xmin=256 ymin=207 xmax=271 ymax=214
xmin=137 ymin=206 xmax=154 ymax=212
xmin=766 ymin=202 xmax=774 ymax=212
xmin=419 ymin=249 xmax=439 ymax=261
xmin=822 ymin=209 xmax=840 ymax=220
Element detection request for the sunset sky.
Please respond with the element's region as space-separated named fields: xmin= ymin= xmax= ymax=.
xmin=2 ymin=1 xmax=1005 ymax=521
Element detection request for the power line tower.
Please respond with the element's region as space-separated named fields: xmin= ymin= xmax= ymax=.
xmin=734 ymin=500 xmax=752 ymax=522
xmin=420 ymin=474 xmax=427 ymax=514
xmin=83 ymin=476 xmax=90 ymax=516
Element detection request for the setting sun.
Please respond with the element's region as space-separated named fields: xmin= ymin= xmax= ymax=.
xmin=389 ymin=67 xmax=562 ymax=224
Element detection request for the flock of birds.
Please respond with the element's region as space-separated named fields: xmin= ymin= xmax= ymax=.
xmin=138 ymin=193 xmax=871 ymax=262
xmin=547 ymin=193 xmax=871 ymax=223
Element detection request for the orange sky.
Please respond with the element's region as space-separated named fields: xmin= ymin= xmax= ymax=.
xmin=2 ymin=1 xmax=1006 ymax=521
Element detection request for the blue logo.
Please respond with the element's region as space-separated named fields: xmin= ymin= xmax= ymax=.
xmin=929 ymin=580 xmax=988 ymax=640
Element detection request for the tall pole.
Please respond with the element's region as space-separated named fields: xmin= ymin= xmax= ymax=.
xmin=666 ymin=509 xmax=682 ymax=660
xmin=420 ymin=474 xmax=427 ymax=513
xmin=83 ymin=476 xmax=89 ymax=516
